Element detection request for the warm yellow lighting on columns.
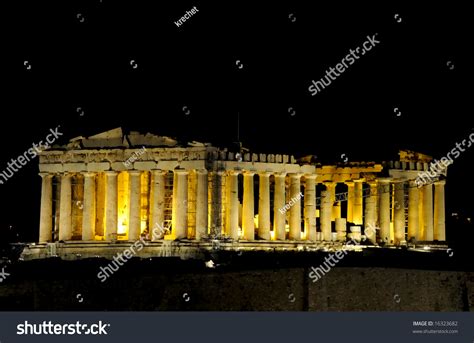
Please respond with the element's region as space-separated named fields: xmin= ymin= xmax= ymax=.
xmin=39 ymin=173 xmax=53 ymax=243
xmin=304 ymin=175 xmax=317 ymax=241
xmin=59 ymin=173 xmax=73 ymax=241
xmin=408 ymin=180 xmax=419 ymax=241
xmin=364 ymin=181 xmax=377 ymax=243
xmin=418 ymin=186 xmax=424 ymax=240
xmin=174 ymin=170 xmax=189 ymax=239
xmin=353 ymin=180 xmax=363 ymax=225
xmin=128 ymin=170 xmax=142 ymax=241
xmin=273 ymin=173 xmax=286 ymax=240
xmin=243 ymin=171 xmax=255 ymax=240
xmin=195 ymin=169 xmax=208 ymax=240
xmin=82 ymin=172 xmax=96 ymax=241
xmin=394 ymin=181 xmax=405 ymax=244
xmin=258 ymin=172 xmax=271 ymax=240
xmin=378 ymin=179 xmax=391 ymax=243
xmin=324 ymin=182 xmax=341 ymax=221
xmin=225 ymin=170 xmax=239 ymax=240
xmin=321 ymin=190 xmax=332 ymax=241
xmin=345 ymin=181 xmax=354 ymax=223
xmin=434 ymin=180 xmax=446 ymax=241
xmin=423 ymin=183 xmax=434 ymax=241
xmin=150 ymin=170 xmax=166 ymax=241
xmin=105 ymin=171 xmax=118 ymax=241
xmin=289 ymin=173 xmax=302 ymax=240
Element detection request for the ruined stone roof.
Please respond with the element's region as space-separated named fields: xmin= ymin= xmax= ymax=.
xmin=63 ymin=127 xmax=211 ymax=150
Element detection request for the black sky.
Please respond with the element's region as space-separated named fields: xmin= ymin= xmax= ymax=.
xmin=0 ymin=1 xmax=470 ymax=242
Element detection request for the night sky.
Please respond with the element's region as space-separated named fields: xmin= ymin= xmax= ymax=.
xmin=0 ymin=1 xmax=470 ymax=242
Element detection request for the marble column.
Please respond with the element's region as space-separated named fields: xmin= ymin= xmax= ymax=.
xmin=243 ymin=171 xmax=255 ymax=240
xmin=105 ymin=171 xmax=118 ymax=241
xmin=128 ymin=170 xmax=142 ymax=241
xmin=320 ymin=190 xmax=332 ymax=241
xmin=378 ymin=179 xmax=391 ymax=243
xmin=394 ymin=181 xmax=405 ymax=244
xmin=59 ymin=173 xmax=73 ymax=241
xmin=258 ymin=172 xmax=271 ymax=240
xmin=150 ymin=170 xmax=166 ymax=241
xmin=195 ymin=169 xmax=209 ymax=240
xmin=364 ymin=181 xmax=377 ymax=243
xmin=324 ymin=182 xmax=336 ymax=222
xmin=39 ymin=173 xmax=53 ymax=243
xmin=304 ymin=175 xmax=317 ymax=241
xmin=273 ymin=173 xmax=286 ymax=240
xmin=225 ymin=170 xmax=239 ymax=240
xmin=423 ymin=183 xmax=434 ymax=241
xmin=82 ymin=172 xmax=96 ymax=241
xmin=434 ymin=180 xmax=446 ymax=241
xmin=353 ymin=180 xmax=364 ymax=225
xmin=345 ymin=181 xmax=354 ymax=223
xmin=289 ymin=174 xmax=302 ymax=240
xmin=408 ymin=180 xmax=419 ymax=241
xmin=174 ymin=170 xmax=188 ymax=239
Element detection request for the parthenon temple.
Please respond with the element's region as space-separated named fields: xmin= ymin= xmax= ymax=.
xmin=23 ymin=128 xmax=447 ymax=260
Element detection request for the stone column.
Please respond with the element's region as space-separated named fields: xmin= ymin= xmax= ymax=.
xmin=273 ymin=173 xmax=286 ymax=240
xmin=378 ymin=179 xmax=391 ymax=243
xmin=195 ymin=169 xmax=208 ymax=240
xmin=59 ymin=173 xmax=73 ymax=241
xmin=345 ymin=181 xmax=354 ymax=223
xmin=364 ymin=181 xmax=377 ymax=243
xmin=423 ymin=183 xmax=434 ymax=241
xmin=289 ymin=174 xmax=302 ymax=240
xmin=82 ymin=172 xmax=96 ymax=241
xmin=353 ymin=180 xmax=364 ymax=225
xmin=243 ymin=171 xmax=255 ymax=240
xmin=324 ymin=182 xmax=336 ymax=222
xmin=225 ymin=170 xmax=239 ymax=240
xmin=304 ymin=175 xmax=317 ymax=241
xmin=408 ymin=180 xmax=420 ymax=241
xmin=128 ymin=170 xmax=142 ymax=241
xmin=150 ymin=170 xmax=166 ymax=241
xmin=39 ymin=173 xmax=53 ymax=243
xmin=174 ymin=170 xmax=189 ymax=239
xmin=320 ymin=190 xmax=332 ymax=241
xmin=105 ymin=171 xmax=118 ymax=241
xmin=258 ymin=172 xmax=271 ymax=240
xmin=434 ymin=180 xmax=446 ymax=241
xmin=394 ymin=181 xmax=405 ymax=244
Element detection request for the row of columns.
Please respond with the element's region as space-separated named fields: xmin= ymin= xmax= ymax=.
xmin=38 ymin=170 xmax=446 ymax=244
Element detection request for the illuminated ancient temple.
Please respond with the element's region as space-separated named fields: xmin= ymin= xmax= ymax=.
xmin=22 ymin=128 xmax=447 ymax=260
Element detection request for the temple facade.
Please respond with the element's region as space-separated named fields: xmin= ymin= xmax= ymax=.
xmin=23 ymin=128 xmax=447 ymax=260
